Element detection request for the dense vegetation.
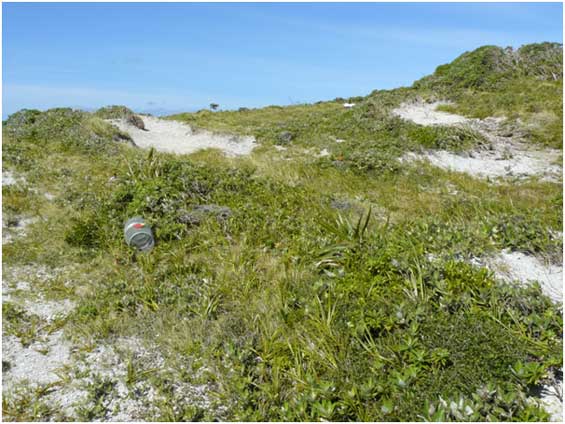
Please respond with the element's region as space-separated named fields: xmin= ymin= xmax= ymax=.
xmin=2 ymin=42 xmax=562 ymax=421
xmin=415 ymin=43 xmax=564 ymax=148
xmin=172 ymin=43 xmax=563 ymax=149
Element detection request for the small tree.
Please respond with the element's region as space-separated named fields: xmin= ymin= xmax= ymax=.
xmin=210 ymin=103 xmax=219 ymax=111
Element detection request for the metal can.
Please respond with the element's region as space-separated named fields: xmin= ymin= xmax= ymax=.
xmin=124 ymin=216 xmax=155 ymax=252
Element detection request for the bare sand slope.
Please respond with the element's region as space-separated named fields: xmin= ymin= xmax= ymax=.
xmin=394 ymin=101 xmax=562 ymax=181
xmin=402 ymin=148 xmax=561 ymax=181
xmin=108 ymin=116 xmax=257 ymax=157
xmin=392 ymin=101 xmax=468 ymax=125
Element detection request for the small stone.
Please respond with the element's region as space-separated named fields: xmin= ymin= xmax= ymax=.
xmin=178 ymin=205 xmax=232 ymax=226
xmin=318 ymin=148 xmax=330 ymax=157
xmin=276 ymin=131 xmax=293 ymax=145
xmin=330 ymin=199 xmax=352 ymax=211
xmin=193 ymin=204 xmax=232 ymax=220
xmin=127 ymin=114 xmax=147 ymax=131
xmin=178 ymin=212 xmax=201 ymax=226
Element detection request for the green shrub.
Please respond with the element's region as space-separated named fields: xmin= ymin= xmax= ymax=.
xmin=64 ymin=214 xmax=104 ymax=249
xmin=4 ymin=108 xmax=125 ymax=154
xmin=414 ymin=43 xmax=563 ymax=91
xmin=94 ymin=105 xmax=135 ymax=119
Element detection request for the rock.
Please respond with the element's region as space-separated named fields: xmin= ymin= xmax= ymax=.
xmin=6 ymin=217 xmax=20 ymax=227
xmin=330 ymin=199 xmax=353 ymax=211
xmin=127 ymin=114 xmax=147 ymax=131
xmin=178 ymin=205 xmax=232 ymax=226
xmin=276 ymin=131 xmax=293 ymax=145
xmin=178 ymin=213 xmax=201 ymax=226
xmin=193 ymin=204 xmax=232 ymax=220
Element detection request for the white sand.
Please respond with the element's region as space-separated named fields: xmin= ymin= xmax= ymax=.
xmin=2 ymin=264 xmax=76 ymax=390
xmin=108 ymin=116 xmax=257 ymax=157
xmin=403 ymin=149 xmax=561 ymax=181
xmin=2 ymin=331 xmax=72 ymax=388
xmin=2 ymin=216 xmax=37 ymax=244
xmin=394 ymin=101 xmax=562 ymax=181
xmin=2 ymin=170 xmax=18 ymax=186
xmin=471 ymin=250 xmax=563 ymax=421
xmin=392 ymin=101 xmax=468 ymax=125
xmin=2 ymin=260 xmax=218 ymax=420
xmin=487 ymin=251 xmax=563 ymax=304
xmin=539 ymin=382 xmax=564 ymax=423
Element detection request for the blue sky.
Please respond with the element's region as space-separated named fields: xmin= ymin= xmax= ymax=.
xmin=2 ymin=2 xmax=563 ymax=118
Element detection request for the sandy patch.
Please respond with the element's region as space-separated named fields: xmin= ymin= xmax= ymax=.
xmin=2 ymin=216 xmax=38 ymax=244
xmin=3 ymin=264 xmax=71 ymax=285
xmin=2 ymin=263 xmax=76 ymax=393
xmin=470 ymin=250 xmax=563 ymax=421
xmin=403 ymin=149 xmax=561 ymax=181
xmin=476 ymin=250 xmax=562 ymax=304
xmin=3 ymin=328 xmax=219 ymax=420
xmin=539 ymin=380 xmax=563 ymax=423
xmin=2 ymin=170 xmax=19 ymax=186
xmin=23 ymin=298 xmax=76 ymax=321
xmin=395 ymin=101 xmax=562 ymax=181
xmin=108 ymin=116 xmax=257 ymax=157
xmin=392 ymin=101 xmax=468 ymax=125
xmin=2 ymin=264 xmax=75 ymax=301
xmin=2 ymin=260 xmax=219 ymax=421
xmin=2 ymin=331 xmax=72 ymax=388
xmin=43 ymin=337 xmax=217 ymax=421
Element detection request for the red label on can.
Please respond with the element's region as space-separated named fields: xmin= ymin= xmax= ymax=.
xmin=133 ymin=223 xmax=145 ymax=229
